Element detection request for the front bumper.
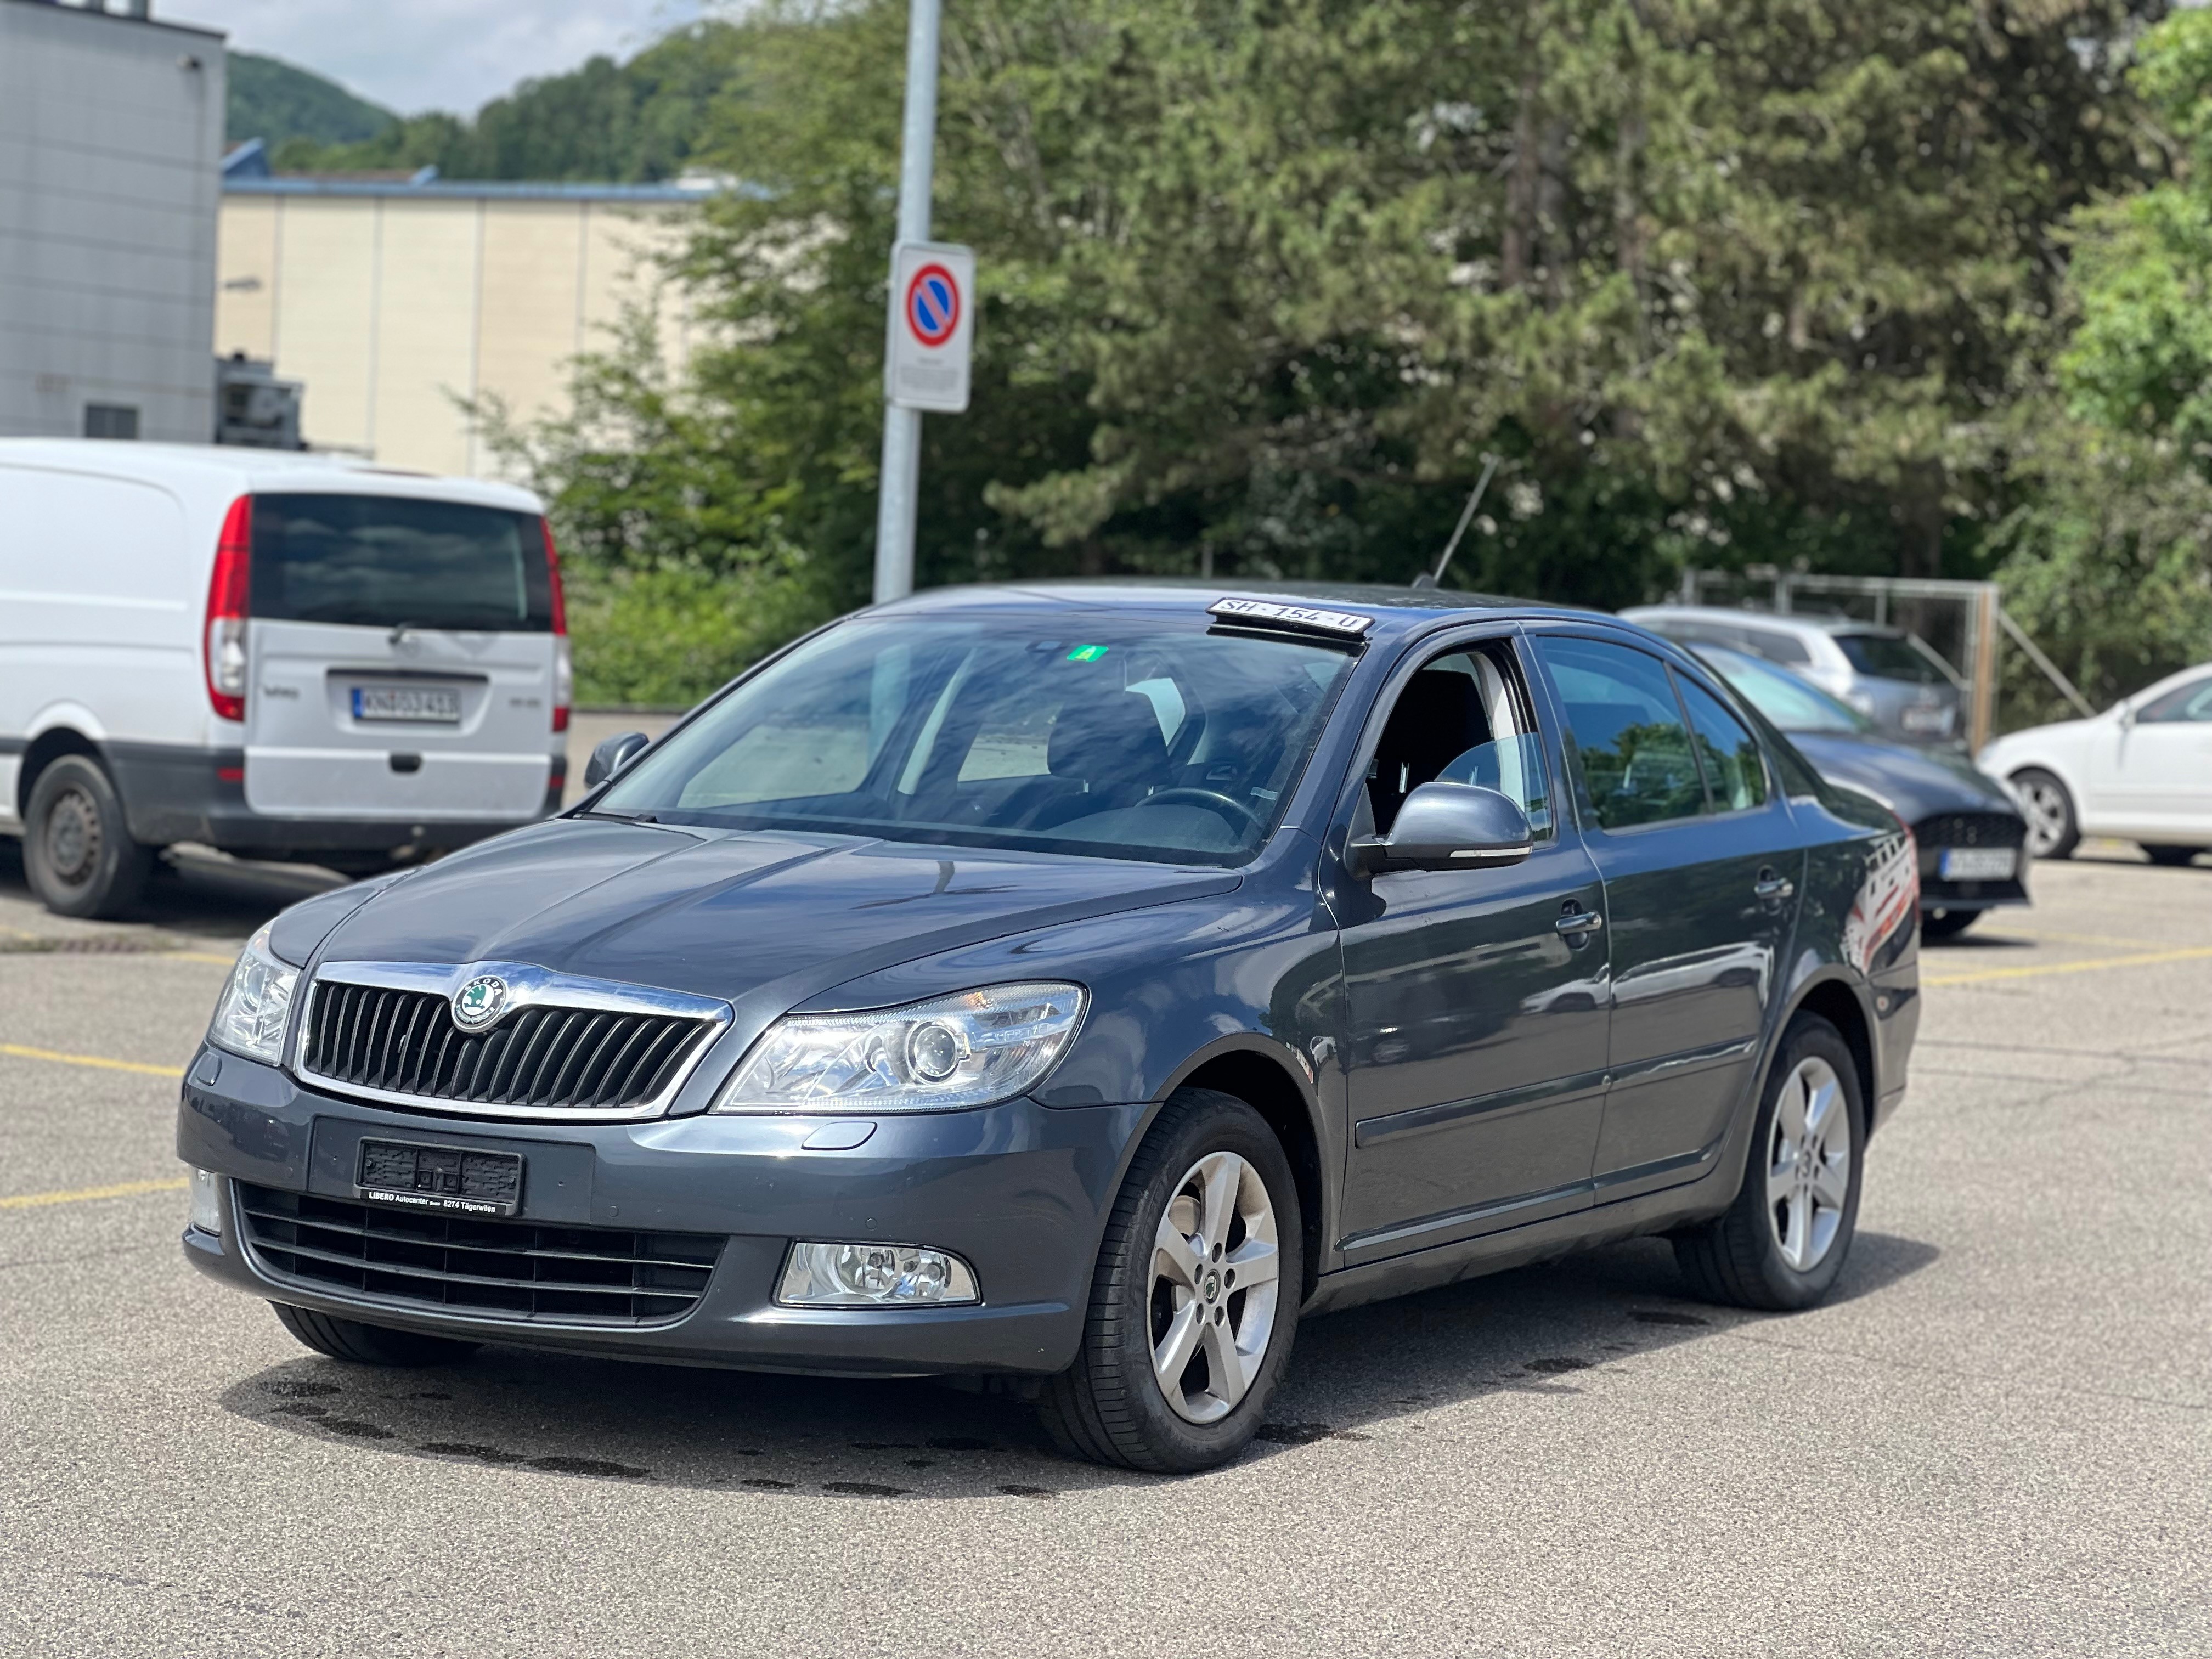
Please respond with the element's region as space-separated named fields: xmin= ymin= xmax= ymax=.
xmin=178 ymin=1048 xmax=1143 ymax=1376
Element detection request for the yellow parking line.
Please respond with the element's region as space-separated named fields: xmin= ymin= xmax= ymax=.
xmin=0 ymin=1042 xmax=184 ymax=1079
xmin=1925 ymin=946 xmax=2212 ymax=988
xmin=0 ymin=1176 xmax=188 ymax=1211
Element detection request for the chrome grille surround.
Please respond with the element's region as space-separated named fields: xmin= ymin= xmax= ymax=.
xmin=290 ymin=961 xmax=731 ymax=1122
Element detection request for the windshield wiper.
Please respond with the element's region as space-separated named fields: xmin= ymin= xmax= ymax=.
xmin=575 ymin=808 xmax=658 ymax=823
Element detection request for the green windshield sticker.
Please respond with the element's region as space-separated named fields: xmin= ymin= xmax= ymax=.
xmin=1065 ymin=645 xmax=1109 ymax=662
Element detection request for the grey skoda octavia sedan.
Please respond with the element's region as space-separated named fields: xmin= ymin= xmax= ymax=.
xmin=180 ymin=583 xmax=1921 ymax=1472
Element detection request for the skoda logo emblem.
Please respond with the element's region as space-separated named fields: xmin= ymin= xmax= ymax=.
xmin=452 ymin=974 xmax=509 ymax=1031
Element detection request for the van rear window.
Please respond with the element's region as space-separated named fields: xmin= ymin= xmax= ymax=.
xmin=248 ymin=494 xmax=551 ymax=632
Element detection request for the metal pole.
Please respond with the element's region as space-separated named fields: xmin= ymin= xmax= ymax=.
xmin=1968 ymin=583 xmax=2000 ymax=754
xmin=872 ymin=0 xmax=943 ymax=605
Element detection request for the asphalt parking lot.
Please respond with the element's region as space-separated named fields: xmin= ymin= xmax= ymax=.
xmin=2 ymin=837 xmax=2207 ymax=1657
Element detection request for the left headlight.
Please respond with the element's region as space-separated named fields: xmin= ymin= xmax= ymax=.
xmin=715 ymin=981 xmax=1086 ymax=1114
xmin=207 ymin=923 xmax=299 ymax=1064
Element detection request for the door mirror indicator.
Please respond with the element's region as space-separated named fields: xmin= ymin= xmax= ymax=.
xmin=1348 ymin=783 xmax=1534 ymax=877
xmin=584 ymin=731 xmax=652 ymax=789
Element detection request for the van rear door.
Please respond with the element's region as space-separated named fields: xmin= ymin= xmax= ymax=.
xmin=240 ymin=493 xmax=559 ymax=822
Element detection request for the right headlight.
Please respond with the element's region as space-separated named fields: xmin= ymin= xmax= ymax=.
xmin=207 ymin=923 xmax=299 ymax=1064
xmin=714 ymin=981 xmax=1086 ymax=1114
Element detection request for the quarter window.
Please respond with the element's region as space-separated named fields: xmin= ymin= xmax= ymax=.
xmin=1678 ymin=676 xmax=1769 ymax=811
xmin=1537 ymin=637 xmax=1705 ymax=830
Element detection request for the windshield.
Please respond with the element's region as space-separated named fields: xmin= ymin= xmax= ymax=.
xmin=596 ymin=615 xmax=1360 ymax=866
xmin=249 ymin=494 xmax=552 ymax=631
xmin=1833 ymin=630 xmax=1950 ymax=685
xmin=1692 ymin=645 xmax=1873 ymax=734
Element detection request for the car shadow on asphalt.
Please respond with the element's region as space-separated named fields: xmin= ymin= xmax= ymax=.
xmin=0 ymin=840 xmax=341 ymax=943
xmin=216 ymin=1231 xmax=1939 ymax=1501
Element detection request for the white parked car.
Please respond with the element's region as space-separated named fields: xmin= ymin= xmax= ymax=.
xmin=0 ymin=441 xmax=571 ymax=917
xmin=1978 ymin=664 xmax=2212 ymax=864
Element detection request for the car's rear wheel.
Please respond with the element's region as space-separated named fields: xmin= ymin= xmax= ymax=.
xmin=270 ymin=1302 xmax=479 ymax=1367
xmin=1920 ymin=907 xmax=1981 ymax=940
xmin=2012 ymin=768 xmax=2079 ymax=860
xmin=2141 ymin=844 xmax=2205 ymax=868
xmin=23 ymin=754 xmax=154 ymax=919
xmin=1038 ymin=1088 xmax=1302 ymax=1473
xmin=1673 ymin=1014 xmax=1864 ymax=1312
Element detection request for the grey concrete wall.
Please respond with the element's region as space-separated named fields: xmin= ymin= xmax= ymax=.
xmin=0 ymin=2 xmax=225 ymax=443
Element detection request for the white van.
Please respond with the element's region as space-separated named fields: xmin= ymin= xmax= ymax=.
xmin=0 ymin=442 xmax=571 ymax=917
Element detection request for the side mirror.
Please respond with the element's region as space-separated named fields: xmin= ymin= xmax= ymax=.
xmin=583 ymin=730 xmax=652 ymax=789
xmin=1347 ymin=782 xmax=1534 ymax=877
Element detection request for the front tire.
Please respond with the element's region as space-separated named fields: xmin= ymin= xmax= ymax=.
xmin=1920 ymin=907 xmax=1981 ymax=940
xmin=1039 ymin=1088 xmax=1302 ymax=1472
xmin=23 ymin=755 xmax=154 ymax=919
xmin=1674 ymin=1015 xmax=1865 ymax=1312
xmin=2012 ymin=768 xmax=2079 ymax=860
xmin=271 ymin=1302 xmax=479 ymax=1367
xmin=2142 ymin=844 xmax=2204 ymax=868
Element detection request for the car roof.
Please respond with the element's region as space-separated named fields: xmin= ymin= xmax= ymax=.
xmin=0 ymin=439 xmax=540 ymax=513
xmin=874 ymin=578 xmax=1617 ymax=641
xmin=1622 ymin=604 xmax=1908 ymax=641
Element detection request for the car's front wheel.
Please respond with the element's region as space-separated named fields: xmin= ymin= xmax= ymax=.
xmin=1039 ymin=1088 xmax=1302 ymax=1472
xmin=271 ymin=1303 xmax=479 ymax=1367
xmin=1920 ymin=906 xmax=1981 ymax=940
xmin=1673 ymin=1014 xmax=1864 ymax=1312
xmin=2012 ymin=768 xmax=2079 ymax=860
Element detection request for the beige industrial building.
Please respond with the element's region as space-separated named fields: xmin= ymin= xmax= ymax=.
xmin=215 ymin=168 xmax=714 ymax=477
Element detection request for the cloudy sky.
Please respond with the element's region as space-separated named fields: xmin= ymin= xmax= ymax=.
xmin=170 ymin=0 xmax=716 ymax=115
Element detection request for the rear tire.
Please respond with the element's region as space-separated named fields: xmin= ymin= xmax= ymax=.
xmin=1038 ymin=1088 xmax=1302 ymax=1473
xmin=270 ymin=1302 xmax=479 ymax=1367
xmin=1674 ymin=1014 xmax=1865 ymax=1313
xmin=22 ymin=755 xmax=154 ymax=919
xmin=2142 ymin=844 xmax=2204 ymax=868
xmin=2011 ymin=768 xmax=2078 ymax=860
xmin=1920 ymin=907 xmax=1981 ymax=940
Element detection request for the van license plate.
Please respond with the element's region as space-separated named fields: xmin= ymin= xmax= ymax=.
xmin=358 ymin=1140 xmax=523 ymax=1217
xmin=1938 ymin=848 xmax=2015 ymax=881
xmin=353 ymin=686 xmax=461 ymax=724
xmin=1901 ymin=704 xmax=1954 ymax=735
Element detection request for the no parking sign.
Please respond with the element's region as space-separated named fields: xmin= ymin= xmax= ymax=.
xmin=885 ymin=241 xmax=974 ymax=413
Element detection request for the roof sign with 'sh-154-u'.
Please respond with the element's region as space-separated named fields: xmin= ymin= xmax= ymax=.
xmin=1207 ymin=598 xmax=1377 ymax=637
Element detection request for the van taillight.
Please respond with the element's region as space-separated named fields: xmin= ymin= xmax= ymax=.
xmin=542 ymin=516 xmax=572 ymax=733
xmin=205 ymin=495 xmax=252 ymax=723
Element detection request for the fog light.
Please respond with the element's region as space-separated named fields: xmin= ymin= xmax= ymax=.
xmin=187 ymin=1168 xmax=223 ymax=1236
xmin=777 ymin=1241 xmax=979 ymax=1308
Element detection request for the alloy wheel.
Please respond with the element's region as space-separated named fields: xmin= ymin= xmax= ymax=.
xmin=2017 ymin=777 xmax=2071 ymax=858
xmin=43 ymin=784 xmax=101 ymax=887
xmin=1764 ymin=1057 xmax=1852 ymax=1273
xmin=1149 ymin=1150 xmax=1282 ymax=1424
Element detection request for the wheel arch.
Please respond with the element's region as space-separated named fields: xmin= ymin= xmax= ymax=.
xmin=16 ymin=725 xmax=106 ymax=821
xmin=1783 ymin=974 xmax=1877 ymax=1135
xmin=1157 ymin=1036 xmax=1329 ymax=1302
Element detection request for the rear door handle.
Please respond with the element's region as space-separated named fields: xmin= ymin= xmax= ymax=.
xmin=1754 ymin=870 xmax=1795 ymax=901
xmin=1555 ymin=911 xmax=1604 ymax=936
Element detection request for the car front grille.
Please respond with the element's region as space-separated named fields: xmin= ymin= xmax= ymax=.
xmin=236 ymin=1183 xmax=723 ymax=1325
xmin=1913 ymin=811 xmax=2025 ymax=850
xmin=302 ymin=980 xmax=713 ymax=1113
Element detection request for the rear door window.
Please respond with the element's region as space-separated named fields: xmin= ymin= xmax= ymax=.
xmin=1833 ymin=632 xmax=1946 ymax=684
xmin=1741 ymin=627 xmax=1812 ymax=666
xmin=1538 ymin=637 xmax=1705 ymax=830
xmin=250 ymin=494 xmax=551 ymax=632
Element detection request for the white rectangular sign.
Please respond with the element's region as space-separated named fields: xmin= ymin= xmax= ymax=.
xmin=885 ymin=240 xmax=975 ymax=414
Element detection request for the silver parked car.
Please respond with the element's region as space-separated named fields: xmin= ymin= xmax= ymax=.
xmin=1623 ymin=605 xmax=1963 ymax=747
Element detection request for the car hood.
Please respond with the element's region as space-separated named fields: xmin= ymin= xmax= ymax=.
xmin=307 ymin=819 xmax=1242 ymax=1007
xmin=1789 ymin=733 xmax=2017 ymax=821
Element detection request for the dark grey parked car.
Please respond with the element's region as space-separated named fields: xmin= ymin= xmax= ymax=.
xmin=1687 ymin=646 xmax=2029 ymax=940
xmin=180 ymin=583 xmax=1922 ymax=1472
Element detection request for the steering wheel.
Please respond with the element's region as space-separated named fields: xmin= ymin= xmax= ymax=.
xmin=1139 ymin=788 xmax=1266 ymax=837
